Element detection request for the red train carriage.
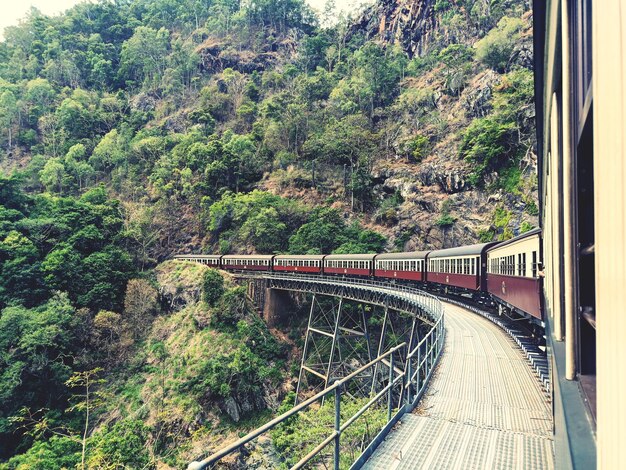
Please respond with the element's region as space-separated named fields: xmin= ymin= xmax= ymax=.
xmin=486 ymin=229 xmax=542 ymax=321
xmin=323 ymin=254 xmax=375 ymax=277
xmin=173 ymin=254 xmax=222 ymax=267
xmin=273 ymin=255 xmax=325 ymax=274
xmin=427 ymin=243 xmax=498 ymax=291
xmin=221 ymin=255 xmax=274 ymax=271
xmin=374 ymin=251 xmax=430 ymax=282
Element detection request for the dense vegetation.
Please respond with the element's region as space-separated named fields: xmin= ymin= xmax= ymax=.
xmin=0 ymin=0 xmax=537 ymax=466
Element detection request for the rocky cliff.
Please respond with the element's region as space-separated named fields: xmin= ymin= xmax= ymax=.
xmin=339 ymin=0 xmax=539 ymax=248
xmin=350 ymin=0 xmax=438 ymax=57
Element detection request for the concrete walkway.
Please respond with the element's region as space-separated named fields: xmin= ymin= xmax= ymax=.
xmin=363 ymin=302 xmax=554 ymax=470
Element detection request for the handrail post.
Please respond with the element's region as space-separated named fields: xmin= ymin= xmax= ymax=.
xmin=334 ymin=382 xmax=341 ymax=470
xmin=388 ymin=351 xmax=394 ymax=421
xmin=417 ymin=338 xmax=422 ymax=391
xmin=406 ymin=350 xmax=412 ymax=406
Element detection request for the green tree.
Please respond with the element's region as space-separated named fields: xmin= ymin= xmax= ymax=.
xmin=0 ymin=230 xmax=48 ymax=308
xmin=288 ymin=207 xmax=346 ymax=254
xmin=89 ymin=129 xmax=128 ymax=174
xmin=438 ymin=44 xmax=474 ymax=95
xmin=119 ymin=26 xmax=170 ymax=89
xmin=0 ymin=90 xmax=19 ymax=149
xmin=0 ymin=293 xmax=78 ymax=457
xmin=39 ymin=158 xmax=69 ymax=193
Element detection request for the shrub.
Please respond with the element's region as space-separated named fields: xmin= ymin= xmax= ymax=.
xmin=202 ymin=269 xmax=224 ymax=306
xmin=435 ymin=200 xmax=456 ymax=228
xmin=409 ymin=134 xmax=429 ymax=161
xmin=478 ymin=228 xmax=495 ymax=242
xmin=475 ymin=17 xmax=524 ymax=73
xmin=87 ymin=420 xmax=152 ymax=469
xmin=460 ymin=116 xmax=516 ymax=185
xmin=524 ymin=198 xmax=539 ymax=216
xmin=271 ymin=394 xmax=388 ymax=468
xmin=520 ymin=221 xmax=535 ymax=233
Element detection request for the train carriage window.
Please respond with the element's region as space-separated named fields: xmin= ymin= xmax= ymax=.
xmin=532 ymin=251 xmax=537 ymax=278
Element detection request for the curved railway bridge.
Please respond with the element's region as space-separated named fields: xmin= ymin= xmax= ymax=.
xmin=177 ymin=262 xmax=553 ymax=470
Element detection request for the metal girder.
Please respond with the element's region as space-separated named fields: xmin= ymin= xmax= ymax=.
xmin=252 ymin=274 xmax=436 ymax=325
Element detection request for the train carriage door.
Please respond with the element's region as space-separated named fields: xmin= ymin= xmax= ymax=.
xmin=475 ymin=256 xmax=480 ymax=288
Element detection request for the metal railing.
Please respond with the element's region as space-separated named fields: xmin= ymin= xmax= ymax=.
xmin=183 ymin=268 xmax=445 ymax=470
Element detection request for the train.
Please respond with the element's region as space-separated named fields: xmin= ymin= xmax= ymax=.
xmin=533 ymin=0 xmax=625 ymax=467
xmin=175 ymin=228 xmax=543 ymax=324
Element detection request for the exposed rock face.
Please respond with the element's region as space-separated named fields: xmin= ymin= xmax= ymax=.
xmin=195 ymin=33 xmax=299 ymax=74
xmin=350 ymin=0 xmax=438 ymax=58
xmin=461 ymin=70 xmax=501 ymax=118
xmin=219 ymin=393 xmax=267 ymax=422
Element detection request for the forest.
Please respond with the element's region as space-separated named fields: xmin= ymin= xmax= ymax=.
xmin=0 ymin=0 xmax=536 ymax=466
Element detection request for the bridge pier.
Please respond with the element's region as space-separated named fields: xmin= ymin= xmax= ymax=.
xmin=261 ymin=287 xmax=294 ymax=327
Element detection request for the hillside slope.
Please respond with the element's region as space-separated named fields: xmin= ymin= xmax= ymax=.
xmin=0 ymin=0 xmax=538 ymax=466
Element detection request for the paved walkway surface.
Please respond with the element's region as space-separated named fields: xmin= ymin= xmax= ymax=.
xmin=363 ymin=302 xmax=554 ymax=470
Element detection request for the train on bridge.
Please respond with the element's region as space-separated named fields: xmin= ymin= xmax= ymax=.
xmin=175 ymin=227 xmax=543 ymax=324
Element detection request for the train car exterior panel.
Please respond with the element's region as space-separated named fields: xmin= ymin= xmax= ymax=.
xmin=274 ymin=255 xmax=324 ymax=274
xmin=173 ymin=255 xmax=222 ymax=266
xmin=324 ymin=267 xmax=371 ymax=276
xmin=324 ymin=254 xmax=375 ymax=277
xmin=221 ymin=255 xmax=274 ymax=272
xmin=428 ymin=272 xmax=479 ymax=290
xmin=486 ymin=229 xmax=542 ymax=320
xmin=374 ymin=251 xmax=429 ymax=283
xmin=374 ymin=269 xmax=424 ymax=281
xmin=221 ymin=263 xmax=270 ymax=271
xmin=487 ymin=274 xmax=542 ymax=320
xmin=274 ymin=265 xmax=321 ymax=273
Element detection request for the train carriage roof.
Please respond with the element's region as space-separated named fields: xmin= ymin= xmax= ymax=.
xmin=428 ymin=242 xmax=499 ymax=259
xmin=324 ymin=254 xmax=377 ymax=260
xmin=222 ymin=254 xmax=275 ymax=259
xmin=375 ymin=251 xmax=430 ymax=260
xmin=173 ymin=254 xmax=221 ymax=259
xmin=485 ymin=228 xmax=541 ymax=253
xmin=274 ymin=255 xmax=326 ymax=260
